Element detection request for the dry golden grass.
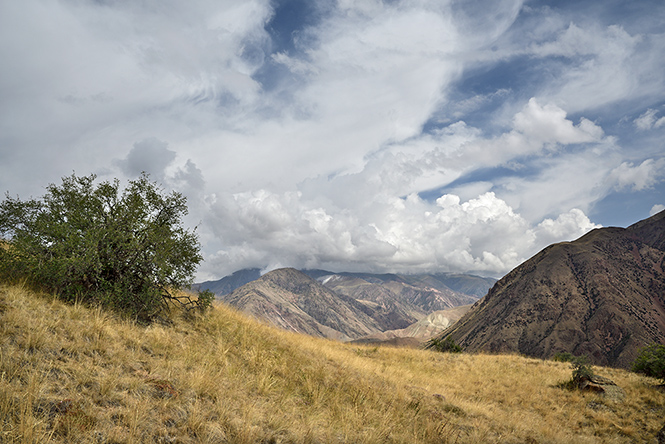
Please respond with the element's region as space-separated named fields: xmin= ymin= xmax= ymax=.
xmin=0 ymin=282 xmax=663 ymax=443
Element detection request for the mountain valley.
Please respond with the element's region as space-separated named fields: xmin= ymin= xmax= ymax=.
xmin=201 ymin=268 xmax=494 ymax=342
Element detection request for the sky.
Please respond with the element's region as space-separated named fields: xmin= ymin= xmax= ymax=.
xmin=1 ymin=0 xmax=664 ymax=281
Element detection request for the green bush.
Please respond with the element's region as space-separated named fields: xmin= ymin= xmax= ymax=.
xmin=428 ymin=336 xmax=463 ymax=353
xmin=552 ymin=351 xmax=575 ymax=362
xmin=0 ymin=172 xmax=212 ymax=320
xmin=570 ymin=355 xmax=594 ymax=383
xmin=632 ymin=343 xmax=665 ymax=383
xmin=556 ymin=354 xmax=595 ymax=390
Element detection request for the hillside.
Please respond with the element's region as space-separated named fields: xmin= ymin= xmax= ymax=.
xmin=1 ymin=283 xmax=664 ymax=443
xmin=440 ymin=210 xmax=665 ymax=368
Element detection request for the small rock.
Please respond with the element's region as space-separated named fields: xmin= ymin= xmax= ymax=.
xmin=579 ymin=375 xmax=625 ymax=401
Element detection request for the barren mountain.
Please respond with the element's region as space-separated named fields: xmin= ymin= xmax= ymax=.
xmin=221 ymin=268 xmax=383 ymax=340
xmin=439 ymin=210 xmax=665 ymax=368
xmin=308 ymin=271 xmax=488 ymax=313
xmin=205 ymin=269 xmax=493 ymax=339
xmin=195 ymin=268 xmax=261 ymax=295
xmin=354 ymin=304 xmax=472 ymax=346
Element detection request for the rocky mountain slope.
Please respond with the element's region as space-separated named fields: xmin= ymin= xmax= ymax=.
xmin=439 ymin=210 xmax=665 ymax=368
xmin=353 ymin=304 xmax=472 ymax=346
xmin=221 ymin=268 xmax=384 ymax=340
xmin=207 ymin=268 xmax=493 ymax=341
xmin=312 ymin=272 xmax=477 ymax=314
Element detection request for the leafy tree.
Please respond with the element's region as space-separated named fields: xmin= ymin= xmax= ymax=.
xmin=632 ymin=343 xmax=665 ymax=383
xmin=0 ymin=173 xmax=212 ymax=320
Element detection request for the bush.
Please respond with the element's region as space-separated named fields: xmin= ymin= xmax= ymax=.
xmin=632 ymin=343 xmax=665 ymax=383
xmin=552 ymin=351 xmax=575 ymax=362
xmin=557 ymin=354 xmax=594 ymax=390
xmin=428 ymin=336 xmax=462 ymax=353
xmin=570 ymin=355 xmax=594 ymax=382
xmin=0 ymin=172 xmax=212 ymax=320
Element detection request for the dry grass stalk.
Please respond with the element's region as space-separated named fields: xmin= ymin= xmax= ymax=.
xmin=0 ymin=283 xmax=663 ymax=443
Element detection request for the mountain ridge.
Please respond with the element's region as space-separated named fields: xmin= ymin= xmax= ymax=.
xmin=215 ymin=268 xmax=494 ymax=341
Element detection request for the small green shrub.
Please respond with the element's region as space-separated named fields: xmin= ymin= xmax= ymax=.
xmin=557 ymin=354 xmax=594 ymax=390
xmin=570 ymin=355 xmax=594 ymax=382
xmin=632 ymin=343 xmax=665 ymax=383
xmin=552 ymin=351 xmax=575 ymax=362
xmin=428 ymin=336 xmax=462 ymax=353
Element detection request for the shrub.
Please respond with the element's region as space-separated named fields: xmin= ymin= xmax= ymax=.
xmin=570 ymin=355 xmax=594 ymax=383
xmin=632 ymin=343 xmax=665 ymax=383
xmin=0 ymin=172 xmax=212 ymax=320
xmin=428 ymin=336 xmax=463 ymax=353
xmin=557 ymin=354 xmax=594 ymax=390
xmin=552 ymin=351 xmax=575 ymax=362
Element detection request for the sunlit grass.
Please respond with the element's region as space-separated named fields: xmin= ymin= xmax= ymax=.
xmin=0 ymin=283 xmax=663 ymax=443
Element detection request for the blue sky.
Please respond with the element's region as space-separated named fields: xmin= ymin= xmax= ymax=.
xmin=1 ymin=0 xmax=664 ymax=279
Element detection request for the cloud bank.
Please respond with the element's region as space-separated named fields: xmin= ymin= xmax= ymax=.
xmin=1 ymin=0 xmax=664 ymax=279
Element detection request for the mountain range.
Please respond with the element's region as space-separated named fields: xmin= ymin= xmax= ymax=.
xmin=199 ymin=268 xmax=494 ymax=342
xmin=437 ymin=210 xmax=665 ymax=368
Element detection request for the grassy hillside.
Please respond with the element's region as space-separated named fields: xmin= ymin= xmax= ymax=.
xmin=1 ymin=284 xmax=664 ymax=443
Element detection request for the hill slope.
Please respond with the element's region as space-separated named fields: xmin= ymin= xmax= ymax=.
xmin=441 ymin=210 xmax=665 ymax=368
xmin=1 ymin=284 xmax=664 ymax=443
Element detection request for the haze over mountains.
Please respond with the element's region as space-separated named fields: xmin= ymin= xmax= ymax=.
xmin=438 ymin=210 xmax=665 ymax=368
xmin=199 ymin=269 xmax=494 ymax=342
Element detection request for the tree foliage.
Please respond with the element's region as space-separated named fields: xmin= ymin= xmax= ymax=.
xmin=632 ymin=343 xmax=665 ymax=383
xmin=0 ymin=173 xmax=212 ymax=319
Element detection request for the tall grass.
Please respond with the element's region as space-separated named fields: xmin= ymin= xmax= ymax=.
xmin=0 ymin=283 xmax=663 ymax=443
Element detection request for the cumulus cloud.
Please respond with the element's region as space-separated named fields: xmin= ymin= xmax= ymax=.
xmin=608 ymin=159 xmax=665 ymax=191
xmin=201 ymin=186 xmax=604 ymax=279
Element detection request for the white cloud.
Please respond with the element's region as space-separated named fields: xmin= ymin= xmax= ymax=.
xmin=635 ymin=109 xmax=659 ymax=130
xmin=534 ymin=209 xmax=601 ymax=246
xmin=651 ymin=204 xmax=665 ymax=216
xmin=200 ymin=186 xmax=604 ymax=279
xmin=519 ymin=21 xmax=664 ymax=114
xmin=635 ymin=109 xmax=665 ymax=130
xmin=608 ymin=159 xmax=665 ymax=191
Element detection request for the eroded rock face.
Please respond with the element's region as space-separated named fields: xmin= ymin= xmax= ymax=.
xmin=439 ymin=210 xmax=665 ymax=368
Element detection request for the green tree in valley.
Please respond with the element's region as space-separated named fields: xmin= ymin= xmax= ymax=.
xmin=0 ymin=173 xmax=212 ymax=320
